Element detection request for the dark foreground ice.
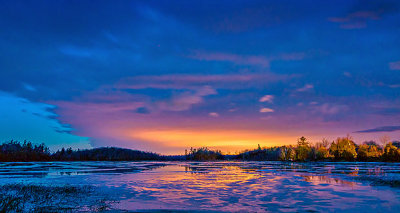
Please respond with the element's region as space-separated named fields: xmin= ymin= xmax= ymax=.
xmin=1 ymin=161 xmax=400 ymax=212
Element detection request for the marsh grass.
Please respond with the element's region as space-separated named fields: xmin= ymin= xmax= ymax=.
xmin=0 ymin=184 xmax=115 ymax=212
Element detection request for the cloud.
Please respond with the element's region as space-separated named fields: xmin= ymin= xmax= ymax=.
xmin=389 ymin=61 xmax=400 ymax=70
xmin=157 ymin=86 xmax=217 ymax=112
xmin=260 ymin=108 xmax=274 ymax=113
xmin=196 ymin=85 xmax=217 ymax=96
xmin=343 ymin=72 xmax=352 ymax=77
xmin=296 ymin=84 xmax=314 ymax=92
xmin=328 ymin=0 xmax=399 ymax=29
xmin=188 ymin=51 xmax=306 ymax=68
xmin=208 ymin=112 xmax=219 ymax=117
xmin=313 ymin=103 xmax=348 ymax=115
xmin=389 ymin=84 xmax=400 ymax=88
xmin=63 ymin=84 xmax=217 ymax=114
xmin=190 ymin=52 xmax=270 ymax=67
xmin=354 ymin=125 xmax=400 ymax=133
xmin=103 ymin=31 xmax=119 ymax=43
xmin=328 ymin=11 xmax=378 ymax=29
xmin=22 ymin=83 xmax=36 ymax=92
xmin=115 ymin=73 xmax=293 ymax=90
xmin=259 ymin=95 xmax=274 ymax=103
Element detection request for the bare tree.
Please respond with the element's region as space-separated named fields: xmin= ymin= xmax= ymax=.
xmin=379 ymin=135 xmax=391 ymax=146
xmin=321 ymin=138 xmax=330 ymax=148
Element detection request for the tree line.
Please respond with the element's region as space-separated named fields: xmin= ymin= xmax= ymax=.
xmin=0 ymin=140 xmax=160 ymax=162
xmin=1 ymin=137 xmax=400 ymax=162
xmin=237 ymin=136 xmax=400 ymax=162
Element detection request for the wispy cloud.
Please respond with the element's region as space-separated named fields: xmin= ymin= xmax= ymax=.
xmin=22 ymin=83 xmax=37 ymax=92
xmin=190 ymin=52 xmax=270 ymax=67
xmin=296 ymin=84 xmax=314 ymax=92
xmin=103 ymin=31 xmax=119 ymax=43
xmin=157 ymin=86 xmax=217 ymax=112
xmin=115 ymin=73 xmax=293 ymax=90
xmin=67 ymin=85 xmax=217 ymax=113
xmin=389 ymin=61 xmax=400 ymax=70
xmin=208 ymin=112 xmax=219 ymax=117
xmin=260 ymin=108 xmax=274 ymax=113
xmin=314 ymin=103 xmax=348 ymax=115
xmin=355 ymin=125 xmax=400 ymax=133
xmin=328 ymin=1 xmax=398 ymax=29
xmin=389 ymin=84 xmax=400 ymax=88
xmin=329 ymin=11 xmax=379 ymax=29
xmin=259 ymin=95 xmax=274 ymax=103
xmin=188 ymin=51 xmax=306 ymax=68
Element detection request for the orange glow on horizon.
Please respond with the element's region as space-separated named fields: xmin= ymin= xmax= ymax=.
xmin=121 ymin=128 xmax=298 ymax=154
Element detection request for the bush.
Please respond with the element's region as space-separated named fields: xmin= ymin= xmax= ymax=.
xmin=329 ymin=137 xmax=357 ymax=161
xmin=316 ymin=146 xmax=330 ymax=160
xmin=186 ymin=147 xmax=224 ymax=161
xmin=382 ymin=143 xmax=400 ymax=161
xmin=357 ymin=143 xmax=382 ymax=161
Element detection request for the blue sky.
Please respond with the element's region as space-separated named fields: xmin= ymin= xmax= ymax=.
xmin=1 ymin=0 xmax=400 ymax=154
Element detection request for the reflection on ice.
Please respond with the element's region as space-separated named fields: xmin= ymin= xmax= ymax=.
xmin=1 ymin=161 xmax=400 ymax=212
xmin=300 ymin=174 xmax=357 ymax=187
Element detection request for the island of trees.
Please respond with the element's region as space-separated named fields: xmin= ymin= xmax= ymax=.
xmin=1 ymin=136 xmax=400 ymax=162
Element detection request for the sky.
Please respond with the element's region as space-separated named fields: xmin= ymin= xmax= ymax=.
xmin=1 ymin=0 xmax=400 ymax=154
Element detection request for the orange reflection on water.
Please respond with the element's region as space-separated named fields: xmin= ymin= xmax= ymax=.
xmin=2 ymin=162 xmax=400 ymax=212
xmin=300 ymin=175 xmax=357 ymax=187
xmin=118 ymin=164 xmax=286 ymax=211
xmin=115 ymin=163 xmax=375 ymax=211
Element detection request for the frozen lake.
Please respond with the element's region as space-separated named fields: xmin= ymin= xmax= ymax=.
xmin=1 ymin=161 xmax=400 ymax=212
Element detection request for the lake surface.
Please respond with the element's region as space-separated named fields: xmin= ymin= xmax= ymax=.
xmin=1 ymin=161 xmax=400 ymax=212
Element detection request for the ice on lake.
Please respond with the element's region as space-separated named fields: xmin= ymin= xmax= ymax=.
xmin=1 ymin=161 xmax=400 ymax=212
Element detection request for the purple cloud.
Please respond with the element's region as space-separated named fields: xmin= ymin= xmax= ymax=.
xmin=296 ymin=84 xmax=314 ymax=92
xmin=115 ymin=73 xmax=293 ymax=90
xmin=208 ymin=112 xmax=219 ymax=117
xmin=355 ymin=125 xmax=400 ymax=133
xmin=328 ymin=0 xmax=398 ymax=29
xmin=259 ymin=95 xmax=274 ymax=103
xmin=188 ymin=51 xmax=306 ymax=68
xmin=329 ymin=11 xmax=379 ymax=29
xmin=189 ymin=52 xmax=271 ymax=67
xmin=314 ymin=103 xmax=349 ymax=115
xmin=157 ymin=86 xmax=217 ymax=112
xmin=260 ymin=108 xmax=274 ymax=113
xmin=389 ymin=61 xmax=400 ymax=70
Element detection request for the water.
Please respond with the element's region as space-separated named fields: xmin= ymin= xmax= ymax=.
xmin=1 ymin=161 xmax=400 ymax=212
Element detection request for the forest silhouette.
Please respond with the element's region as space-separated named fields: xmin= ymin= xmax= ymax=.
xmin=1 ymin=136 xmax=400 ymax=162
